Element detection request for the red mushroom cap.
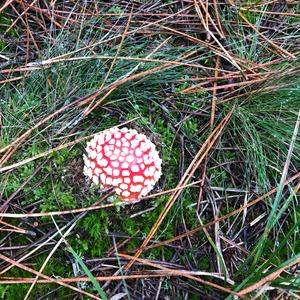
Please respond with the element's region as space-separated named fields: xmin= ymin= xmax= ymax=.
xmin=83 ymin=127 xmax=162 ymax=201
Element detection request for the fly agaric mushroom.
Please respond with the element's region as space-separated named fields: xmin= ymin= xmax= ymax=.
xmin=83 ymin=127 xmax=162 ymax=201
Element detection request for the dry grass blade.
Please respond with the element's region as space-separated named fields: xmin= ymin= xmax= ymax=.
xmin=180 ymin=76 xmax=270 ymax=94
xmin=0 ymin=220 xmax=28 ymax=234
xmin=239 ymin=7 xmax=300 ymax=17
xmin=0 ymin=76 xmax=23 ymax=84
xmin=210 ymin=55 xmax=220 ymax=128
xmin=0 ymin=273 xmax=176 ymax=284
xmin=25 ymin=55 xmax=213 ymax=70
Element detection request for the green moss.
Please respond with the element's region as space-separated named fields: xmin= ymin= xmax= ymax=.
xmin=0 ymin=12 xmax=17 ymax=36
xmin=0 ymin=39 xmax=6 ymax=51
xmin=121 ymin=216 xmax=137 ymax=236
xmin=197 ymin=255 xmax=210 ymax=270
xmin=71 ymin=211 xmax=110 ymax=257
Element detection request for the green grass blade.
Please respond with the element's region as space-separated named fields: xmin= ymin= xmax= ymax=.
xmin=67 ymin=247 xmax=108 ymax=300
xmin=252 ymin=112 xmax=300 ymax=267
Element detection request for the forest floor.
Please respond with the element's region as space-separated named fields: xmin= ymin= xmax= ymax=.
xmin=0 ymin=1 xmax=299 ymax=299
